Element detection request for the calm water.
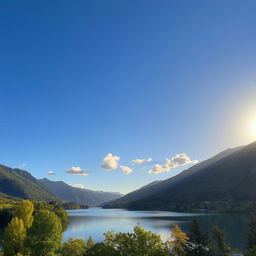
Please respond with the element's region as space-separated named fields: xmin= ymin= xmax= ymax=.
xmin=63 ymin=208 xmax=249 ymax=250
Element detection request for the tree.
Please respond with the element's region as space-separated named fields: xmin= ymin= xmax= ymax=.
xmin=87 ymin=236 xmax=95 ymax=248
xmin=248 ymin=212 xmax=256 ymax=249
xmin=52 ymin=205 xmax=68 ymax=231
xmin=103 ymin=225 xmax=168 ymax=256
xmin=13 ymin=200 xmax=34 ymax=229
xmin=3 ymin=217 xmax=26 ymax=256
xmin=211 ymin=225 xmax=231 ymax=256
xmin=61 ymin=238 xmax=87 ymax=256
xmin=186 ymin=220 xmax=211 ymax=256
xmin=86 ymin=242 xmax=117 ymax=256
xmin=245 ymin=213 xmax=256 ymax=256
xmin=169 ymin=224 xmax=189 ymax=256
xmin=245 ymin=246 xmax=256 ymax=256
xmin=132 ymin=225 xmax=168 ymax=256
xmin=25 ymin=210 xmax=62 ymax=256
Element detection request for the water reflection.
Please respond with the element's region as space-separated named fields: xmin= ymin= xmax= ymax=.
xmin=63 ymin=208 xmax=248 ymax=250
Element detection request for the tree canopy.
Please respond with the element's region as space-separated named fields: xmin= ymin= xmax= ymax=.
xmin=25 ymin=210 xmax=62 ymax=256
xmin=3 ymin=217 xmax=26 ymax=256
xmin=13 ymin=200 xmax=34 ymax=229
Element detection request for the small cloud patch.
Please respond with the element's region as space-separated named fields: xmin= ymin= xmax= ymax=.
xmin=120 ymin=165 xmax=133 ymax=174
xmin=132 ymin=158 xmax=152 ymax=165
xmin=149 ymin=153 xmax=198 ymax=174
xmin=66 ymin=167 xmax=89 ymax=176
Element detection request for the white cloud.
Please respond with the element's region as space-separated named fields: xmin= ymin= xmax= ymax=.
xmin=120 ymin=165 xmax=133 ymax=174
xmin=169 ymin=153 xmax=198 ymax=168
xmin=48 ymin=171 xmax=56 ymax=175
xmin=149 ymin=153 xmax=198 ymax=174
xmin=132 ymin=158 xmax=152 ymax=165
xmin=66 ymin=167 xmax=89 ymax=176
xmin=70 ymin=184 xmax=85 ymax=189
xmin=101 ymin=153 xmax=120 ymax=170
xmin=148 ymin=159 xmax=171 ymax=175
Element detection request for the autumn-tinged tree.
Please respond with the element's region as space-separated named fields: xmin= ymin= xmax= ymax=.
xmin=13 ymin=200 xmax=34 ymax=229
xmin=3 ymin=217 xmax=26 ymax=256
xmin=25 ymin=210 xmax=62 ymax=256
xmin=61 ymin=238 xmax=87 ymax=256
xmin=169 ymin=224 xmax=189 ymax=256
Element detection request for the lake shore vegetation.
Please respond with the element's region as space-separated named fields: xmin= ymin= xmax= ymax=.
xmin=0 ymin=200 xmax=255 ymax=256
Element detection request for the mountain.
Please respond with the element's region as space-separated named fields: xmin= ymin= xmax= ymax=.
xmin=0 ymin=164 xmax=59 ymax=201
xmin=103 ymin=143 xmax=250 ymax=210
xmin=39 ymin=178 xmax=123 ymax=206
xmin=104 ymin=145 xmax=244 ymax=208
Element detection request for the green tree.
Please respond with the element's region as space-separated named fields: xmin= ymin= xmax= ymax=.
xmin=52 ymin=206 xmax=68 ymax=231
xmin=3 ymin=217 xmax=26 ymax=256
xmin=212 ymin=225 xmax=231 ymax=256
xmin=61 ymin=238 xmax=87 ymax=256
xmin=186 ymin=220 xmax=210 ymax=256
xmin=86 ymin=242 xmax=117 ymax=256
xmin=87 ymin=236 xmax=95 ymax=248
xmin=169 ymin=224 xmax=189 ymax=256
xmin=245 ymin=246 xmax=256 ymax=256
xmin=13 ymin=200 xmax=34 ymax=229
xmin=248 ymin=213 xmax=256 ymax=249
xmin=104 ymin=225 xmax=168 ymax=256
xmin=25 ymin=210 xmax=62 ymax=256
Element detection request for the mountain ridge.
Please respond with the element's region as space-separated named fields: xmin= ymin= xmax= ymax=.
xmin=0 ymin=164 xmax=59 ymax=201
xmin=39 ymin=178 xmax=123 ymax=206
xmin=103 ymin=143 xmax=251 ymax=210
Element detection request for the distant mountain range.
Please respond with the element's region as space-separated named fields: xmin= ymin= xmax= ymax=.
xmin=103 ymin=142 xmax=256 ymax=210
xmin=0 ymin=164 xmax=122 ymax=205
xmin=2 ymin=141 xmax=256 ymax=211
xmin=39 ymin=178 xmax=123 ymax=205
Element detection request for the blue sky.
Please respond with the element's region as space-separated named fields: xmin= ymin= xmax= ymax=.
xmin=0 ymin=0 xmax=256 ymax=193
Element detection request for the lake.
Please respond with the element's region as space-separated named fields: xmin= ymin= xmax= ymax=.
xmin=63 ymin=207 xmax=249 ymax=250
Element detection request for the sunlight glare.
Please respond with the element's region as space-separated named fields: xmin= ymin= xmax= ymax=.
xmin=250 ymin=117 xmax=256 ymax=139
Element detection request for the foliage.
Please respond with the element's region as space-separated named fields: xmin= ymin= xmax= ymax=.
xmin=103 ymin=225 xmax=168 ymax=256
xmin=211 ymin=225 xmax=231 ymax=256
xmin=51 ymin=205 xmax=68 ymax=231
xmin=245 ymin=246 xmax=256 ymax=256
xmin=25 ymin=210 xmax=62 ymax=256
xmin=86 ymin=242 xmax=117 ymax=256
xmin=248 ymin=213 xmax=256 ymax=249
xmin=61 ymin=238 xmax=87 ymax=256
xmin=87 ymin=236 xmax=95 ymax=248
xmin=13 ymin=200 xmax=34 ymax=229
xmin=169 ymin=224 xmax=189 ymax=256
xmin=186 ymin=219 xmax=211 ymax=256
xmin=3 ymin=217 xmax=26 ymax=256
